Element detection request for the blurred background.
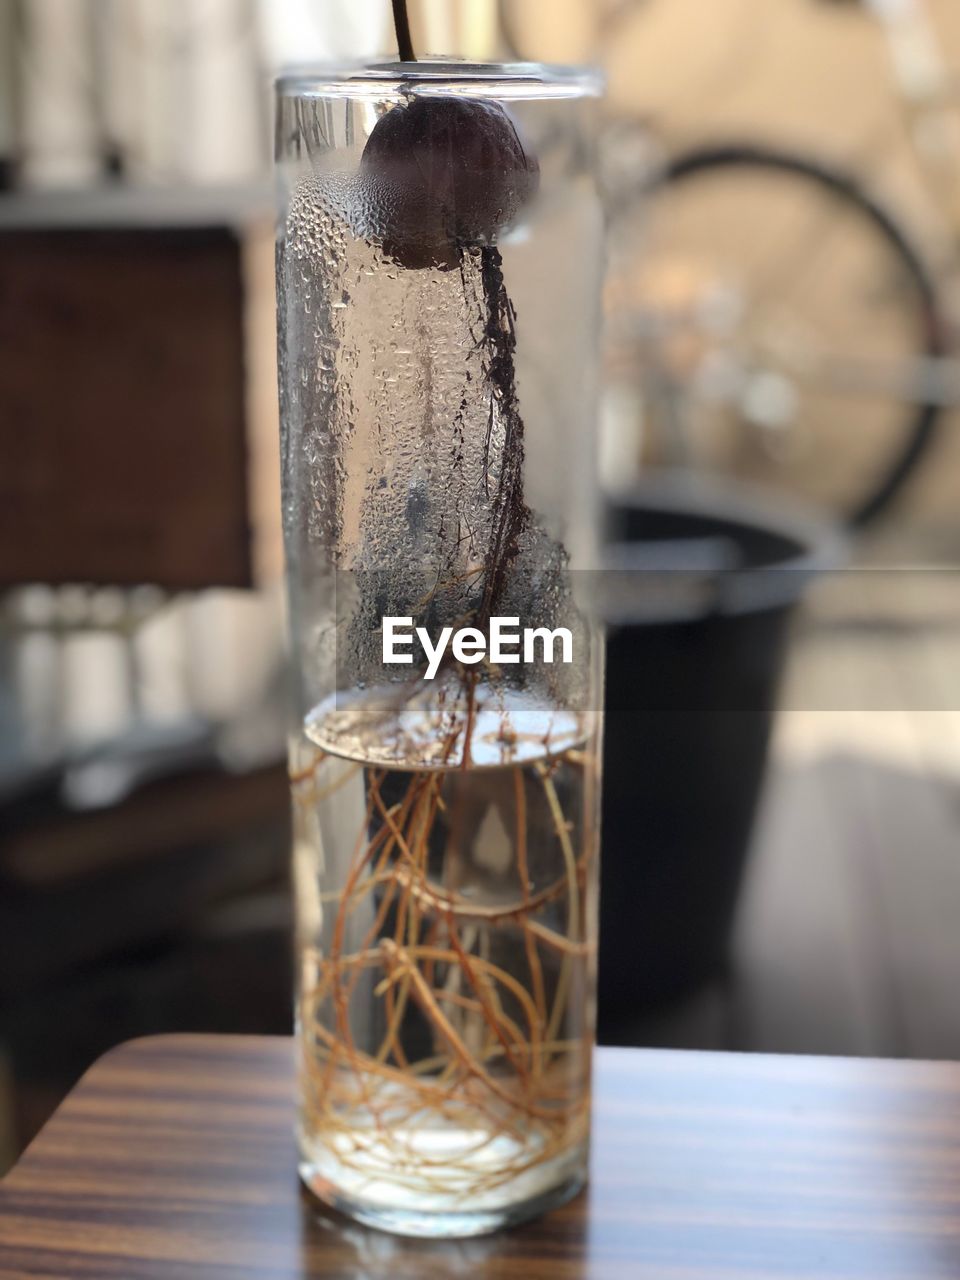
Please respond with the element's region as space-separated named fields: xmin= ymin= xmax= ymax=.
xmin=2 ymin=0 xmax=960 ymax=1173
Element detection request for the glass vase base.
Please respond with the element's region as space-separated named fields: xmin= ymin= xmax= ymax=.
xmin=299 ymin=1147 xmax=587 ymax=1239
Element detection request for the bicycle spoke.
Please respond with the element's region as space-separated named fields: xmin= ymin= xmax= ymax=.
xmin=792 ymin=354 xmax=960 ymax=407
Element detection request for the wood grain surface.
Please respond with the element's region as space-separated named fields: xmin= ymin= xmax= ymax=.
xmin=2 ymin=1035 xmax=960 ymax=1278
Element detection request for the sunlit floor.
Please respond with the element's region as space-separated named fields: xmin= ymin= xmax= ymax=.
xmin=632 ymin=568 xmax=960 ymax=1060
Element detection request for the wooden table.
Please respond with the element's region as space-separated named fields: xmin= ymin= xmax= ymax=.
xmin=2 ymin=1036 xmax=959 ymax=1278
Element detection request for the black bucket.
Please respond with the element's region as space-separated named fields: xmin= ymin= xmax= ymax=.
xmin=598 ymin=475 xmax=842 ymax=1032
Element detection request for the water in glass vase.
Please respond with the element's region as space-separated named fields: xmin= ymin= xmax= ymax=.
xmin=292 ymin=684 xmax=599 ymax=1237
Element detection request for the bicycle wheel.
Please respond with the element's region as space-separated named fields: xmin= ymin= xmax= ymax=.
xmin=606 ymin=142 xmax=948 ymax=526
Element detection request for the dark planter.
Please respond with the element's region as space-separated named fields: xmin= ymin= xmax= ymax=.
xmin=598 ymin=475 xmax=841 ymax=1030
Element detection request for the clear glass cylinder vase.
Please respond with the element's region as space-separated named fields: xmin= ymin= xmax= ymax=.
xmin=275 ymin=60 xmax=605 ymax=1238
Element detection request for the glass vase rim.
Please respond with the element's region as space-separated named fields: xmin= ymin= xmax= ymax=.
xmin=275 ymin=59 xmax=604 ymax=102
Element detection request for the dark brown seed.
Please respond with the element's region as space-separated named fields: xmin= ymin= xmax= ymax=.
xmin=358 ymin=96 xmax=540 ymax=270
